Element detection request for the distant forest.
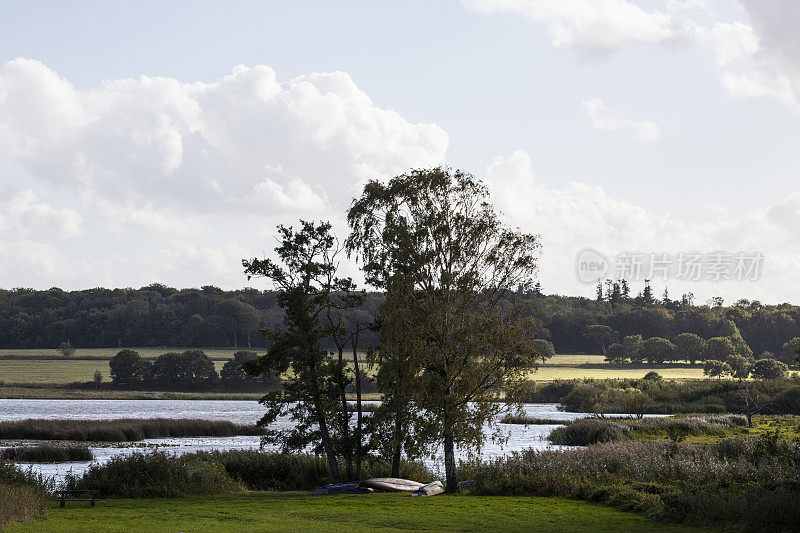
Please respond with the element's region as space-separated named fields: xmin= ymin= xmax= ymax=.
xmin=1 ymin=283 xmax=799 ymax=357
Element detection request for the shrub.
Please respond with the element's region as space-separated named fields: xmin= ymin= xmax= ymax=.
xmin=752 ymin=358 xmax=788 ymax=380
xmin=2 ymin=444 xmax=92 ymax=463
xmin=549 ymin=418 xmax=630 ymax=445
xmin=65 ymin=450 xmax=437 ymax=497
xmin=65 ymin=451 xmax=240 ymax=498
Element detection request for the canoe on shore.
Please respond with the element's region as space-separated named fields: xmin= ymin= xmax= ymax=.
xmin=314 ymin=483 xmax=374 ymax=496
xmin=359 ymin=478 xmax=425 ymax=492
xmin=411 ymin=481 xmax=444 ymax=497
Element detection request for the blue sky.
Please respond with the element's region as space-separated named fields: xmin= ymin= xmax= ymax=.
xmin=1 ymin=0 xmax=799 ymax=303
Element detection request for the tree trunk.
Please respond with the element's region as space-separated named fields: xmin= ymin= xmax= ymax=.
xmin=352 ymin=341 xmax=363 ymax=480
xmin=233 ymin=331 xmax=238 ymax=349
xmin=391 ymin=411 xmax=403 ymax=478
xmin=315 ymin=393 xmax=341 ymax=483
xmin=443 ymin=402 xmax=457 ymax=493
xmin=337 ymin=347 xmax=353 ymax=481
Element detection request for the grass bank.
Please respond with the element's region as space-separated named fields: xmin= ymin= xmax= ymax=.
xmin=0 ymin=418 xmax=266 ymax=441
xmin=6 ymin=492 xmax=702 ymax=533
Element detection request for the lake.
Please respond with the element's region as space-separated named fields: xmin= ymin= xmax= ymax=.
xmin=0 ymin=399 xmax=621 ymax=486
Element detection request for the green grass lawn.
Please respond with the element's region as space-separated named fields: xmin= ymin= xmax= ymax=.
xmin=7 ymin=492 xmax=704 ymax=533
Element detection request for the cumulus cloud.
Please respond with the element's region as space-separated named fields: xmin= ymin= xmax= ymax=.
xmin=462 ymin=0 xmax=678 ymax=54
xmin=0 ymin=188 xmax=81 ymax=239
xmin=0 ymin=59 xmax=448 ymax=217
xmin=583 ymin=98 xmax=661 ymax=141
xmin=485 ymin=150 xmax=800 ymax=303
xmin=0 ymin=59 xmax=449 ymax=289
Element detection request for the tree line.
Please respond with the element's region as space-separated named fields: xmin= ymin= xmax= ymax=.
xmin=107 ymin=348 xmax=279 ymax=390
xmin=2 ymin=284 xmax=800 ymax=360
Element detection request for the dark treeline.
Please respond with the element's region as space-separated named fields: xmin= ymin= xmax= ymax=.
xmin=1 ymin=284 xmax=800 ymax=357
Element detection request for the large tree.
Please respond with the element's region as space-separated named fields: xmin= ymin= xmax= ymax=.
xmin=347 ymin=167 xmax=541 ymax=492
xmin=242 ymin=221 xmax=351 ymax=483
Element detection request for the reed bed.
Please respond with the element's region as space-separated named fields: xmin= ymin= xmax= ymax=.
xmin=549 ymin=414 xmax=747 ymax=446
xmin=500 ymin=414 xmax=565 ymax=425
xmin=0 ymin=418 xmax=267 ymax=442
xmin=461 ymin=435 xmax=800 ymax=529
xmin=2 ymin=444 xmax=93 ymax=462
xmin=0 ymin=462 xmax=51 ymax=528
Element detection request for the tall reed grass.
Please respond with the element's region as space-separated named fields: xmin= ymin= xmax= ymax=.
xmin=0 ymin=418 xmax=267 ymax=441
xmin=460 ymin=435 xmax=800 ymax=529
xmin=0 ymin=462 xmax=51 ymax=528
xmin=2 ymin=444 xmax=93 ymax=463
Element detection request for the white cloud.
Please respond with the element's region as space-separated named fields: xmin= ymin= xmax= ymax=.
xmin=583 ymin=98 xmax=661 ymax=141
xmin=485 ymin=150 xmax=800 ymax=303
xmin=0 ymin=59 xmax=448 ymax=216
xmin=0 ymin=59 xmax=449 ymax=289
xmin=462 ymin=0 xmax=678 ymax=54
xmin=0 ymin=188 xmax=81 ymax=239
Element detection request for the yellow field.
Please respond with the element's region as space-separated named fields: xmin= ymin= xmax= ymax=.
xmin=529 ymin=365 xmax=707 ymax=381
xmin=0 ymin=347 xmax=245 ymax=360
xmin=0 ymin=360 xmax=228 ymax=385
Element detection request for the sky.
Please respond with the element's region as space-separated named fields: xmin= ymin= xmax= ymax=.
xmin=1 ymin=0 xmax=799 ymax=304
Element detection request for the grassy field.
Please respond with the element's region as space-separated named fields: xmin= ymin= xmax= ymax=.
xmin=0 ymin=360 xmax=232 ymax=385
xmin=0 ymin=351 xmax=711 ymax=386
xmin=0 ymin=348 xmax=245 ymax=360
xmin=7 ymin=492 xmax=703 ymax=533
xmin=529 ymin=365 xmax=707 ymax=381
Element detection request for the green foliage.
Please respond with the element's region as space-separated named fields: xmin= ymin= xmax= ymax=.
xmin=673 ymin=333 xmax=706 ymax=364
xmin=109 ymin=349 xmax=151 ymax=385
xmin=780 ymin=337 xmax=800 ymax=366
xmin=549 ymin=418 xmax=631 ymax=445
xmin=642 ymin=337 xmax=674 ymax=364
xmin=752 ymin=358 xmax=789 ymax=380
xmin=65 ymin=451 xmax=240 ymax=498
xmin=583 ymin=325 xmax=618 ymax=355
xmin=604 ymin=342 xmax=626 ymax=364
xmin=63 ymin=450 xmax=436 ymax=498
xmin=531 ymin=339 xmax=556 ymax=361
xmin=703 ymin=359 xmax=732 ymax=379
xmin=243 ymin=220 xmax=355 ymax=483
xmin=151 ymin=349 xmax=218 ymax=386
xmin=718 ymin=319 xmax=753 ymax=358
xmin=57 ymin=341 xmax=75 ymax=358
xmin=726 ymin=354 xmax=752 ymax=379
xmin=621 ymin=335 xmax=644 ymax=363
xmin=347 ymin=167 xmax=541 ymax=491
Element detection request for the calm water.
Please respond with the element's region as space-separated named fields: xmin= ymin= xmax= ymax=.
xmin=0 ymin=399 xmax=615 ymax=486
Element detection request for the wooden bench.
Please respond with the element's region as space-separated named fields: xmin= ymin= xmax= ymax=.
xmin=54 ymin=490 xmax=100 ymax=507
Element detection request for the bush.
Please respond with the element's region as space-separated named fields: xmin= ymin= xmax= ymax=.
xmin=65 ymin=451 xmax=240 ymax=498
xmin=2 ymin=444 xmax=92 ymax=463
xmin=0 ymin=462 xmax=50 ymax=528
xmin=0 ymin=418 xmax=266 ymax=441
xmin=549 ymin=418 xmax=630 ymax=445
xmin=65 ymin=450 xmax=437 ymax=497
